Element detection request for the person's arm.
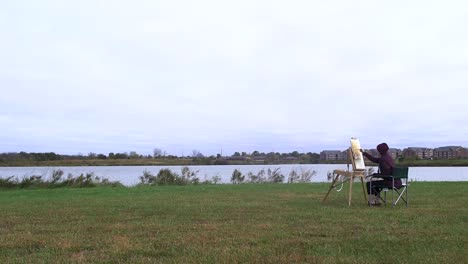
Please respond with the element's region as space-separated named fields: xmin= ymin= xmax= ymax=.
xmin=362 ymin=151 xmax=380 ymax=164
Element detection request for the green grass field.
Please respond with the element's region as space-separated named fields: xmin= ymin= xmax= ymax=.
xmin=0 ymin=182 xmax=467 ymax=263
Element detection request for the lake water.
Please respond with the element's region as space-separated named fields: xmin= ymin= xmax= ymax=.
xmin=0 ymin=164 xmax=467 ymax=186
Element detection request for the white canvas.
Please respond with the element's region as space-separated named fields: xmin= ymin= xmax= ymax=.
xmin=350 ymin=138 xmax=366 ymax=170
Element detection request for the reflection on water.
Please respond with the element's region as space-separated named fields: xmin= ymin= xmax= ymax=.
xmin=0 ymin=164 xmax=467 ymax=186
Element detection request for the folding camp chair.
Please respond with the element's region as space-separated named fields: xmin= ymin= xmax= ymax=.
xmin=370 ymin=167 xmax=409 ymax=207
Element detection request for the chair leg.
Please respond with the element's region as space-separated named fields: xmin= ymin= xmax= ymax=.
xmin=406 ymin=184 xmax=409 ymax=207
xmin=394 ymin=187 xmax=407 ymax=206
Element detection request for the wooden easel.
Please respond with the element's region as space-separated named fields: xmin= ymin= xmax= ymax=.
xmin=323 ymin=147 xmax=368 ymax=206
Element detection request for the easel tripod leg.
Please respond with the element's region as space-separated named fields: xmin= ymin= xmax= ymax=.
xmin=323 ymin=174 xmax=340 ymax=202
xmin=360 ymin=177 xmax=367 ymax=203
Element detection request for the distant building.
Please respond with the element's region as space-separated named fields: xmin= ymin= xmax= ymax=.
xmin=363 ymin=149 xmax=379 ymax=159
xmin=251 ymin=155 xmax=266 ymax=163
xmin=389 ymin=148 xmax=402 ymax=160
xmin=226 ymin=156 xmax=251 ymax=161
xmin=360 ymin=148 xmax=401 ymax=160
xmin=281 ymin=156 xmax=298 ymax=162
xmin=402 ymin=147 xmax=433 ymax=159
xmin=320 ymin=150 xmax=346 ymax=161
xmin=433 ymin=146 xmax=463 ymax=159
xmin=459 ymin=148 xmax=468 ymax=158
xmin=342 ymin=150 xmax=349 ymax=161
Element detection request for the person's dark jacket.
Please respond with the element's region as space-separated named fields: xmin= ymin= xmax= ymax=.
xmin=363 ymin=144 xmax=402 ymax=189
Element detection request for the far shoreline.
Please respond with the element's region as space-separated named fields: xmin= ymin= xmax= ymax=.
xmin=1 ymin=158 xmax=468 ymax=167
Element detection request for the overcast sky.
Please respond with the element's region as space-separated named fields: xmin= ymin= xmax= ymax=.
xmin=1 ymin=0 xmax=467 ymax=156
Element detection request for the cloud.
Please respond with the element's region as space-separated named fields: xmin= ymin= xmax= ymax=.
xmin=1 ymin=0 xmax=467 ymax=154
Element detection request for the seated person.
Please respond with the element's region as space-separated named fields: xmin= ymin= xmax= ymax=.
xmin=361 ymin=143 xmax=401 ymax=205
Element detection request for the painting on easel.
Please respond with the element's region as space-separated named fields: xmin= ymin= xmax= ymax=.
xmin=350 ymin=138 xmax=365 ymax=171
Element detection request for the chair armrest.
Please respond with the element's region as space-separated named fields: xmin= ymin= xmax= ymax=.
xmin=369 ymin=174 xmax=393 ymax=180
xmin=378 ymin=175 xmax=393 ymax=180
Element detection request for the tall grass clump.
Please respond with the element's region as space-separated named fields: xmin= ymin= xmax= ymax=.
xmin=0 ymin=170 xmax=122 ymax=189
xmin=139 ymin=167 xmax=200 ymax=186
xmin=231 ymin=169 xmax=244 ymax=184
xmin=244 ymin=168 xmax=286 ymax=183
xmin=287 ymin=168 xmax=316 ymax=183
xmin=0 ymin=176 xmax=17 ymax=188
xmin=267 ymin=168 xmax=284 ymax=183
xmin=247 ymin=169 xmax=267 ymax=183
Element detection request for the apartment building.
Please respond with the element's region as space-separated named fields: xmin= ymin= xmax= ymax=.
xmin=402 ymin=147 xmax=433 ymax=159
xmin=433 ymin=146 xmax=465 ymax=159
xmin=320 ymin=150 xmax=346 ymax=161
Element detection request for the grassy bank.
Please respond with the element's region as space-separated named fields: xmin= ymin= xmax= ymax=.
xmin=0 ymin=183 xmax=467 ymax=263
xmin=0 ymin=158 xmax=195 ymax=167
xmin=2 ymin=158 xmax=468 ymax=167
xmin=396 ymin=159 xmax=468 ymax=167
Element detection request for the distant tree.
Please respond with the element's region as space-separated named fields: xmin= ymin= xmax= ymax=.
xmin=129 ymin=151 xmax=139 ymax=159
xmin=233 ymin=152 xmax=241 ymax=156
xmin=114 ymin=152 xmax=129 ymax=159
xmin=108 ymin=152 xmax=115 ymax=159
xmin=88 ymin=152 xmax=97 ymax=159
xmin=97 ymin=154 xmax=107 ymax=160
xmin=306 ymin=152 xmax=320 ymax=163
xmin=45 ymin=152 xmax=61 ymax=161
xmin=252 ymin=150 xmax=260 ymax=156
xmin=266 ymin=152 xmax=279 ymax=162
xmin=153 ymin=148 xmax=162 ymax=158
xmin=192 ymin=150 xmax=204 ymax=158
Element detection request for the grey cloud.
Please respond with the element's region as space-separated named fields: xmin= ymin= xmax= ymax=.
xmin=1 ymin=0 xmax=467 ymax=155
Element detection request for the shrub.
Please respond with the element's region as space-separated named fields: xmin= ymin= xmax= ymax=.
xmin=288 ymin=170 xmax=299 ymax=183
xmin=19 ymin=175 xmax=44 ymax=188
xmin=267 ymin=168 xmax=284 ymax=183
xmin=0 ymin=171 xmax=122 ymax=189
xmin=155 ymin=169 xmax=177 ymax=185
xmin=140 ymin=170 xmax=156 ymax=184
xmin=180 ymin=167 xmax=199 ymax=185
xmin=298 ymin=168 xmax=316 ymax=183
xmin=51 ymin=169 xmax=64 ymax=184
xmin=247 ymin=169 xmax=266 ymax=183
xmin=211 ymin=174 xmax=221 ymax=184
xmin=139 ymin=167 xmax=201 ymax=186
xmin=231 ymin=169 xmax=244 ymax=184
xmin=0 ymin=176 xmax=16 ymax=188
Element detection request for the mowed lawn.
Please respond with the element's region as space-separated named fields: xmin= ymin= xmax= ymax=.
xmin=0 ymin=182 xmax=467 ymax=263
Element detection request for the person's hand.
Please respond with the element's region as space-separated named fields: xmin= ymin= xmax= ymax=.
xmin=360 ymin=149 xmax=363 ymax=153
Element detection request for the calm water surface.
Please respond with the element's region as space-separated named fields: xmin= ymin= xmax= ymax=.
xmin=1 ymin=164 xmax=467 ymax=186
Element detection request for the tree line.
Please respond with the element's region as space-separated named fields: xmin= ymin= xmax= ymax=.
xmin=0 ymin=150 xmax=322 ymax=165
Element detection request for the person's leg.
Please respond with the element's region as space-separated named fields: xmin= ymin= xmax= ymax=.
xmin=374 ymin=186 xmax=383 ymax=205
xmin=367 ymin=180 xmax=385 ymax=195
xmin=366 ymin=181 xmax=375 ymax=205
xmin=367 ymin=180 xmax=382 ymax=205
xmin=374 ymin=181 xmax=388 ymax=204
xmin=368 ymin=180 xmax=386 ymax=205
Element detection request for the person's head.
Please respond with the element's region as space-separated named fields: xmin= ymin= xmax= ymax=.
xmin=376 ymin=143 xmax=389 ymax=156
